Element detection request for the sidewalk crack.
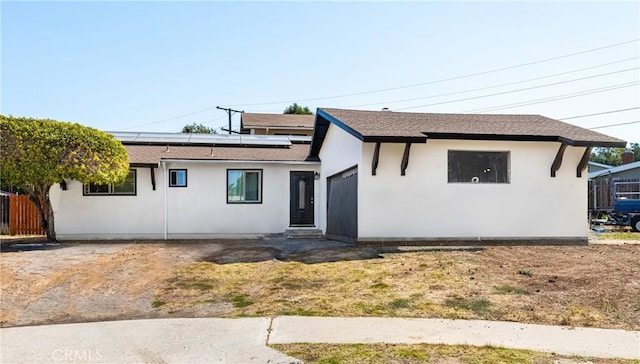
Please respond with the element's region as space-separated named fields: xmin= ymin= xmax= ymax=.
xmin=265 ymin=316 xmax=275 ymax=345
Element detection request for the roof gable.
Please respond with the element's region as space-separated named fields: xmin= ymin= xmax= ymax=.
xmin=309 ymin=108 xmax=626 ymax=159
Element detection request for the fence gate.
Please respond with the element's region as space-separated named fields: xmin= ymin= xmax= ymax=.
xmin=9 ymin=195 xmax=45 ymax=235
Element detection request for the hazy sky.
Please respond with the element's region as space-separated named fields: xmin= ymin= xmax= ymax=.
xmin=2 ymin=1 xmax=639 ymax=143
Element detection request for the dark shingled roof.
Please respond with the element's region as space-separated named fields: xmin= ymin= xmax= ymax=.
xmin=241 ymin=113 xmax=315 ymax=129
xmin=126 ymin=144 xmax=312 ymax=166
xmin=308 ymin=108 xmax=626 ymax=159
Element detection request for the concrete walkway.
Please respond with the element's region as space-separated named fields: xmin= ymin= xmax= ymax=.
xmin=1 ymin=317 xmax=638 ymax=363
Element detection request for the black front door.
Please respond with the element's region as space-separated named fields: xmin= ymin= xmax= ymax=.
xmin=290 ymin=171 xmax=315 ymax=226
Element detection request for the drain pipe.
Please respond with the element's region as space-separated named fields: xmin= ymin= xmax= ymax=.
xmin=162 ymin=161 xmax=168 ymax=240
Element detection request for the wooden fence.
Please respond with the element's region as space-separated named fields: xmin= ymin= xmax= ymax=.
xmin=8 ymin=195 xmax=45 ymax=235
xmin=589 ymin=178 xmax=640 ymax=212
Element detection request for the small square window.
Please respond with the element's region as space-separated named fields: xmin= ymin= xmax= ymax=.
xmin=169 ymin=169 xmax=187 ymax=187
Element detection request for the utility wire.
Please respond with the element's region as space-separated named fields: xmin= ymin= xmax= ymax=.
xmin=464 ymin=82 xmax=639 ymax=113
xmin=225 ymin=39 xmax=639 ymax=107
xmin=392 ymin=67 xmax=638 ymax=111
xmin=341 ymin=57 xmax=639 ymax=109
xmin=119 ymin=39 xmax=639 ymax=129
xmin=121 ymin=106 xmax=222 ymax=131
xmin=173 ymin=116 xmax=228 ymax=132
xmin=589 ymin=120 xmax=640 ymax=129
xmin=559 ymin=107 xmax=640 ymax=120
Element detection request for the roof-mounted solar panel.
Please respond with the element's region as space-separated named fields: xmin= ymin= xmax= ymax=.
xmin=109 ymin=131 xmax=294 ymax=146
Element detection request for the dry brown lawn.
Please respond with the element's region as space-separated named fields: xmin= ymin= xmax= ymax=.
xmin=154 ymin=244 xmax=640 ymax=330
xmin=1 ymin=241 xmax=639 ymax=330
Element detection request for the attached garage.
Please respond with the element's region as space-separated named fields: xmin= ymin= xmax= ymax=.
xmin=325 ymin=167 xmax=358 ymax=243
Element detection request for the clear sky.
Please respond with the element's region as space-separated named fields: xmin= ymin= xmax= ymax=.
xmin=2 ymin=1 xmax=639 ymax=144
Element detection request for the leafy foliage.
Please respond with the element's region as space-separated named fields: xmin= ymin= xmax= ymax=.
xmin=181 ymin=123 xmax=218 ymax=134
xmin=589 ymin=143 xmax=639 ymax=166
xmin=0 ymin=115 xmax=129 ymax=240
xmin=283 ymin=103 xmax=312 ymax=115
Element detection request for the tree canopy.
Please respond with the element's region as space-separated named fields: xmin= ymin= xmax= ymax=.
xmin=0 ymin=115 xmax=129 ymax=241
xmin=283 ymin=103 xmax=312 ymax=115
xmin=181 ymin=123 xmax=218 ymax=134
xmin=589 ymin=143 xmax=639 ymax=166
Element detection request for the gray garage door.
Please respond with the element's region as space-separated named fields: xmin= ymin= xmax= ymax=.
xmin=326 ymin=167 xmax=358 ymax=243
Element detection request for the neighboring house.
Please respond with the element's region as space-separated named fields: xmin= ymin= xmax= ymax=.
xmin=587 ymin=156 xmax=640 ymax=216
xmin=50 ymin=108 xmax=625 ymax=245
xmin=588 ymin=161 xmax=640 ymax=181
xmin=588 ymin=161 xmax=613 ymax=174
xmin=240 ymin=113 xmax=314 ymax=136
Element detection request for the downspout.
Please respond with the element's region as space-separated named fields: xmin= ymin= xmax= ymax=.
xmin=162 ymin=161 xmax=168 ymax=240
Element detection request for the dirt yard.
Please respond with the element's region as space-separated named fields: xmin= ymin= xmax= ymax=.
xmin=1 ymin=238 xmax=639 ymax=330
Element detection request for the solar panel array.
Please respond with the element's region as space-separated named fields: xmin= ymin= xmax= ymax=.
xmin=109 ymin=131 xmax=310 ymax=146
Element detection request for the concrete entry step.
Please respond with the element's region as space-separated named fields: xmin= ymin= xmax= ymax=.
xmin=285 ymin=228 xmax=324 ymax=239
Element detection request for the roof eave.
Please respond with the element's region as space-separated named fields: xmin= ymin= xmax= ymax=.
xmin=362 ymin=135 xmax=428 ymax=143
xmin=130 ymin=162 xmax=159 ymax=168
xmin=426 ymin=133 xmax=626 ymax=148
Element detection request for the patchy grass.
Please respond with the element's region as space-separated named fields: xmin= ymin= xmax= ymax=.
xmin=231 ymin=294 xmax=253 ymax=308
xmin=152 ymin=245 xmax=640 ymax=330
xmin=493 ymin=284 xmax=530 ymax=295
xmin=272 ymin=343 xmax=638 ymax=364
xmin=517 ymin=269 xmax=533 ymax=277
xmin=151 ymin=300 xmax=166 ymax=308
xmin=598 ymin=231 xmax=640 ymax=241
xmin=444 ymin=297 xmax=492 ymax=315
xmin=388 ymin=298 xmax=412 ymax=310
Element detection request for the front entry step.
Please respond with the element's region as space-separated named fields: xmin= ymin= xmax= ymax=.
xmin=285 ymin=228 xmax=324 ymax=239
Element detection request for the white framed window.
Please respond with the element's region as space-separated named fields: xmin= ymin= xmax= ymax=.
xmin=169 ymin=169 xmax=187 ymax=187
xmin=227 ymin=169 xmax=262 ymax=203
xmin=448 ymin=151 xmax=510 ymax=184
xmin=84 ymin=170 xmax=137 ymax=195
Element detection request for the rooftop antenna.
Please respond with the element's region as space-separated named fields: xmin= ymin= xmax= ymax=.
xmin=216 ymin=106 xmax=244 ymax=134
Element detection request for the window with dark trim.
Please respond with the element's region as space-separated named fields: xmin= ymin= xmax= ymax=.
xmin=84 ymin=170 xmax=137 ymax=195
xmin=448 ymin=151 xmax=510 ymax=184
xmin=227 ymin=169 xmax=262 ymax=203
xmin=169 ymin=169 xmax=187 ymax=187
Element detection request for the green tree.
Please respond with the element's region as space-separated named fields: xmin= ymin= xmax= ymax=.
xmin=589 ymin=143 xmax=639 ymax=166
xmin=283 ymin=103 xmax=312 ymax=115
xmin=181 ymin=123 xmax=218 ymax=134
xmin=0 ymin=115 xmax=129 ymax=241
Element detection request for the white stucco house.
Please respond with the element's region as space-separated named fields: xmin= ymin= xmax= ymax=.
xmin=50 ymin=109 xmax=626 ymax=245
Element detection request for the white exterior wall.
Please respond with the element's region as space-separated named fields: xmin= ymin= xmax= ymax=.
xmin=51 ymin=167 xmax=164 ymax=239
xmin=164 ymin=161 xmax=319 ymax=238
xmin=317 ymin=124 xmax=363 ymax=233
xmin=50 ymin=162 xmax=320 ymax=240
xmin=357 ymin=139 xmax=589 ymax=240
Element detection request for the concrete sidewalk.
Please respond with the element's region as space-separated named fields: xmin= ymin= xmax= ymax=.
xmin=0 ymin=318 xmax=300 ymax=364
xmin=270 ymin=317 xmax=640 ymax=360
xmin=1 ymin=317 xmax=638 ymax=363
